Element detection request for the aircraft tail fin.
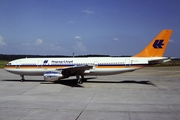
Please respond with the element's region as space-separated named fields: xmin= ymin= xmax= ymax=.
xmin=133 ymin=29 xmax=172 ymax=57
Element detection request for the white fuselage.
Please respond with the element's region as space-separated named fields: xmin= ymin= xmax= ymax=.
xmin=4 ymin=57 xmax=166 ymax=76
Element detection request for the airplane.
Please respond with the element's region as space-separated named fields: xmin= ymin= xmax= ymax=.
xmin=4 ymin=29 xmax=172 ymax=84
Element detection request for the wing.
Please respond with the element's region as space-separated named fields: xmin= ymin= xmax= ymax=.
xmin=148 ymin=57 xmax=171 ymax=65
xmin=56 ymin=65 xmax=93 ymax=76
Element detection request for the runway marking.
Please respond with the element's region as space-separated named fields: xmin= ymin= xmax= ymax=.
xmin=75 ymin=93 xmax=96 ymax=120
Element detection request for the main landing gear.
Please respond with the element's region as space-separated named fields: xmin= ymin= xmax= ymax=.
xmin=76 ymin=75 xmax=87 ymax=84
xmin=20 ymin=75 xmax=25 ymax=82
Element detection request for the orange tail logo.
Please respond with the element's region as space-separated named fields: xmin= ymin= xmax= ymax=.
xmin=133 ymin=29 xmax=172 ymax=57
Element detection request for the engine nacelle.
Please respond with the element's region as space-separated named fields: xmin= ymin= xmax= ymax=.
xmin=44 ymin=71 xmax=64 ymax=82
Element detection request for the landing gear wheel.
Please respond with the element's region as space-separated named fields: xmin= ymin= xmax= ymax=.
xmin=80 ymin=75 xmax=87 ymax=82
xmin=76 ymin=75 xmax=84 ymax=84
xmin=20 ymin=75 xmax=25 ymax=82
xmin=78 ymin=79 xmax=83 ymax=84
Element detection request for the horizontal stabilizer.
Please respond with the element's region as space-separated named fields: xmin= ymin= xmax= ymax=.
xmin=148 ymin=58 xmax=171 ymax=65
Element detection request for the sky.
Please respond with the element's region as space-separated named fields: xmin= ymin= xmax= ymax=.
xmin=0 ymin=0 xmax=180 ymax=57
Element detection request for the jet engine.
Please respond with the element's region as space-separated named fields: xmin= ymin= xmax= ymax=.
xmin=44 ymin=71 xmax=64 ymax=82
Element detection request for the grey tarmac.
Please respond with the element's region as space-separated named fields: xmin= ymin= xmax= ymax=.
xmin=0 ymin=66 xmax=180 ymax=120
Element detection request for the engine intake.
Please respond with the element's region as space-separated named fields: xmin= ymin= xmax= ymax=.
xmin=44 ymin=71 xmax=63 ymax=82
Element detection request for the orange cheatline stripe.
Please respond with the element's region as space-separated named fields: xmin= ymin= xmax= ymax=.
xmin=4 ymin=65 xmax=147 ymax=69
xmin=96 ymin=66 xmax=125 ymax=68
xmin=96 ymin=66 xmax=146 ymax=68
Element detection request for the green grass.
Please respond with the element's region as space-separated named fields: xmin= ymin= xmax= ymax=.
xmin=0 ymin=60 xmax=9 ymax=68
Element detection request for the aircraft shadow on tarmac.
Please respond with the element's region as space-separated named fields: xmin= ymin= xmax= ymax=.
xmin=46 ymin=77 xmax=98 ymax=87
xmin=85 ymin=80 xmax=156 ymax=86
xmin=1 ymin=77 xmax=156 ymax=87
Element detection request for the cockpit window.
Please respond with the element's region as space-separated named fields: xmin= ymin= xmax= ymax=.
xmin=6 ymin=63 xmax=11 ymax=65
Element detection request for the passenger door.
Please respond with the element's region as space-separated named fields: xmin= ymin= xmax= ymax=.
xmin=37 ymin=60 xmax=43 ymax=68
xmin=125 ymin=59 xmax=131 ymax=67
xmin=16 ymin=61 xmax=21 ymax=68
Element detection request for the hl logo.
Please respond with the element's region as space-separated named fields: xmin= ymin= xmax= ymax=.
xmin=153 ymin=40 xmax=164 ymax=49
xmin=43 ymin=60 xmax=48 ymax=64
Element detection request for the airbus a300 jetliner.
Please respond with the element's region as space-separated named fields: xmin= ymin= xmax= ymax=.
xmin=4 ymin=30 xmax=172 ymax=84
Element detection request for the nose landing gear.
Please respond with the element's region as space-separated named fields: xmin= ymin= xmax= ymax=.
xmin=20 ymin=75 xmax=25 ymax=82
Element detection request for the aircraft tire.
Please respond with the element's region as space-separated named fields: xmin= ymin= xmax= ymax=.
xmin=78 ymin=79 xmax=83 ymax=84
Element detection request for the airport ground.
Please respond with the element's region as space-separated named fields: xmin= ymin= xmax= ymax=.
xmin=1 ymin=66 xmax=180 ymax=120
